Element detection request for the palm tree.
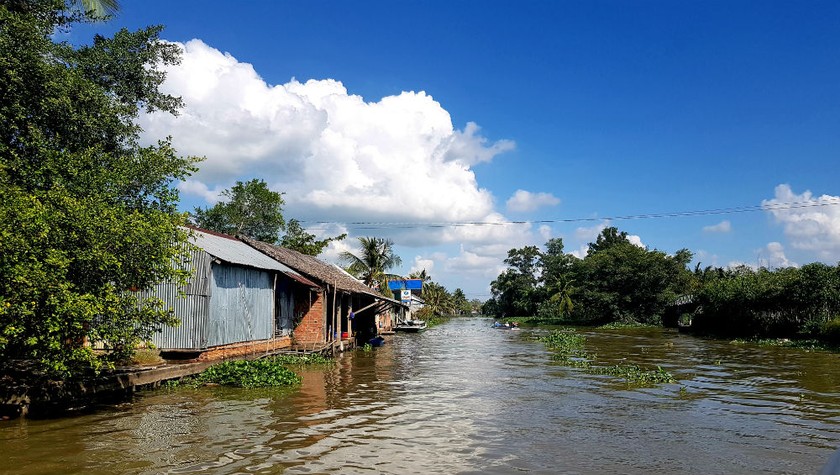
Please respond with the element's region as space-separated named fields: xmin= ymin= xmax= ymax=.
xmin=549 ymin=277 xmax=575 ymax=317
xmin=340 ymin=237 xmax=403 ymax=291
xmin=419 ymin=282 xmax=454 ymax=318
xmin=408 ymin=269 xmax=432 ymax=283
xmin=78 ymin=0 xmax=120 ymax=18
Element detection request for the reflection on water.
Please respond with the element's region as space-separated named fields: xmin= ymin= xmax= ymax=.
xmin=2 ymin=317 xmax=840 ymax=474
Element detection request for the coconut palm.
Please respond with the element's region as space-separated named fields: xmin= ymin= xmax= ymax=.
xmin=549 ymin=276 xmax=575 ymax=317
xmin=422 ymin=282 xmax=455 ymax=317
xmin=408 ymin=269 xmax=432 ymax=283
xmin=340 ymin=237 xmax=403 ymax=290
xmin=77 ymin=0 xmax=119 ymax=18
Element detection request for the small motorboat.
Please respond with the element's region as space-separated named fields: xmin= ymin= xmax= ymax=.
xmin=394 ymin=319 xmax=427 ymax=333
xmin=492 ymin=321 xmax=520 ymax=330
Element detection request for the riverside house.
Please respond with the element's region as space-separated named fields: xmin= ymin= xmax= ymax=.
xmin=142 ymin=227 xmax=322 ymax=360
xmin=241 ymin=237 xmax=408 ymax=347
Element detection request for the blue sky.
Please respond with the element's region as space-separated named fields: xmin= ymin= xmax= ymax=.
xmin=74 ymin=1 xmax=840 ymax=299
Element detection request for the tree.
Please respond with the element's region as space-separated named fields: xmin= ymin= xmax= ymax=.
xmin=408 ymin=269 xmax=432 ymax=283
xmin=573 ymin=227 xmax=693 ymax=324
xmin=0 ymin=2 xmax=197 ymax=375
xmin=451 ymin=288 xmax=470 ymax=315
xmin=340 ymin=237 xmax=403 ymax=291
xmin=489 ymin=245 xmax=542 ymax=317
xmin=192 ymin=179 xmax=285 ymax=243
xmin=280 ymin=219 xmax=346 ymax=256
xmin=77 ymin=0 xmax=119 ymax=18
xmin=418 ymin=282 xmax=454 ymax=319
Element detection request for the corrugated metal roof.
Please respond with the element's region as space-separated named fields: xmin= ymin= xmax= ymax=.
xmin=190 ymin=228 xmax=297 ymax=274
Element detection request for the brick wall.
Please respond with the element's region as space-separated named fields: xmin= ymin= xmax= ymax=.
xmin=293 ymin=291 xmax=326 ymax=344
xmin=198 ymin=336 xmax=292 ymax=361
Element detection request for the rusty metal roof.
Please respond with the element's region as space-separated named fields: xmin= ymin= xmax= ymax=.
xmin=241 ymin=236 xmax=401 ymax=303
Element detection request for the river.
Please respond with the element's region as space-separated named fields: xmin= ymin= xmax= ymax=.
xmin=2 ymin=317 xmax=840 ymax=474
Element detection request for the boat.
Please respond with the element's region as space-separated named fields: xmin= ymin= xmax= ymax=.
xmin=492 ymin=321 xmax=520 ymax=330
xmin=394 ymin=319 xmax=427 ymax=333
xmin=368 ymin=335 xmax=385 ymax=347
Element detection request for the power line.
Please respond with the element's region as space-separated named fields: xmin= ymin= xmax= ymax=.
xmin=300 ymin=198 xmax=840 ymax=230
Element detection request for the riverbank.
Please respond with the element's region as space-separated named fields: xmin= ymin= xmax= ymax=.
xmin=0 ymin=340 xmax=351 ymax=419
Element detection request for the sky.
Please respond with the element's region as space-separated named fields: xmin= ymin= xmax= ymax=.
xmin=70 ymin=1 xmax=840 ymax=299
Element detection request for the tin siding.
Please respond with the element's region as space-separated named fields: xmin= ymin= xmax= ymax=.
xmin=143 ymin=248 xmax=212 ymax=350
xmin=207 ymin=263 xmax=274 ymax=347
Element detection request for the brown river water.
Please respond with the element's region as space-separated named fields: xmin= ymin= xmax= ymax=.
xmin=3 ymin=317 xmax=840 ymax=474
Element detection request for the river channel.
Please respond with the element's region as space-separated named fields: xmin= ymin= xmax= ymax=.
xmin=3 ymin=317 xmax=840 ymax=474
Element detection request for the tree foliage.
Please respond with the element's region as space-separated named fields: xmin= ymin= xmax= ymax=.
xmin=192 ymin=179 xmax=285 ymax=243
xmin=486 ymin=228 xmax=693 ymax=325
xmin=0 ymin=1 xmax=198 ymax=375
xmin=340 ymin=237 xmax=402 ymax=292
xmin=280 ymin=218 xmax=346 ymax=256
xmin=691 ymin=263 xmax=840 ymax=338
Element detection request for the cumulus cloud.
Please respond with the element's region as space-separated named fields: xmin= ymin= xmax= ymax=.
xmin=139 ymin=39 xmax=529 ymax=297
xmin=762 ymin=184 xmax=840 ymax=260
xmin=505 ymin=190 xmax=561 ymax=213
xmin=140 ymin=39 xmax=515 ymax=232
xmin=761 ymin=241 xmax=796 ymax=268
xmin=703 ymin=220 xmax=732 ymax=233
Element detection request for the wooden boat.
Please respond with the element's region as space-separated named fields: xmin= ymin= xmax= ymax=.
xmin=394 ymin=319 xmax=427 ymax=333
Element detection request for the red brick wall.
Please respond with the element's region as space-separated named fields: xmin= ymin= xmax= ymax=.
xmin=293 ymin=291 xmax=326 ymax=344
xmin=198 ymin=337 xmax=292 ymax=361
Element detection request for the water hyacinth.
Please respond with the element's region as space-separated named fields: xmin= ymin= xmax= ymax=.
xmin=538 ymin=329 xmax=675 ymax=385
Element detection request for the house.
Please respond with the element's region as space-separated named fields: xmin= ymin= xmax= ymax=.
xmin=144 ymin=228 xmax=321 ymax=360
xmin=241 ymin=237 xmax=407 ymax=345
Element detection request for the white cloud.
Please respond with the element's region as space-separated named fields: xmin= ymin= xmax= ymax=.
xmin=140 ymin=39 xmax=530 ymax=298
xmin=538 ymin=224 xmax=552 ymax=242
xmin=703 ymin=220 xmax=732 ymax=233
xmin=410 ymin=256 xmax=435 ymax=276
xmin=505 ymin=190 xmax=561 ymax=213
xmin=627 ymin=234 xmax=645 ymax=248
xmin=141 ymin=39 xmax=514 ymax=234
xmin=763 ymin=184 xmax=840 ymax=260
xmin=760 ymin=241 xmax=797 ymax=268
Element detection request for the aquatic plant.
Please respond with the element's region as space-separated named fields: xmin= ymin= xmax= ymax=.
xmin=188 ymin=358 xmax=302 ymax=388
xmin=596 ymin=322 xmax=658 ymax=330
xmin=588 ymin=364 xmax=676 ymax=384
xmin=271 ymin=354 xmax=334 ymax=366
xmin=538 ymin=330 xmax=676 ymax=386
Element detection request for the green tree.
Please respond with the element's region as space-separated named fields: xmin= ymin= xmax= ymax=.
xmin=489 ymin=245 xmax=542 ymax=317
xmin=408 ymin=269 xmax=432 ymax=283
xmin=417 ymin=282 xmax=454 ymax=319
xmin=0 ymin=1 xmax=198 ymax=375
xmin=574 ymin=227 xmax=692 ymax=324
xmin=77 ymin=0 xmax=119 ymax=17
xmin=451 ymin=288 xmax=470 ymax=315
xmin=340 ymin=237 xmax=403 ymax=291
xmin=280 ymin=218 xmax=346 ymax=256
xmin=192 ymin=179 xmax=285 ymax=243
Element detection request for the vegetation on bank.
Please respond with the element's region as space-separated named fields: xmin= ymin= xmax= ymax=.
xmin=538 ymin=330 xmax=676 ymax=385
xmin=484 ymin=226 xmax=840 ymax=343
xmin=0 ymin=1 xmax=199 ymax=376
